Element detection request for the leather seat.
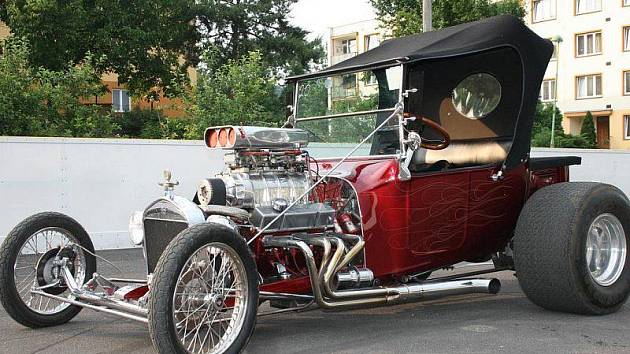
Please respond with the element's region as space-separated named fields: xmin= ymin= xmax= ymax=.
xmin=411 ymin=140 xmax=511 ymax=169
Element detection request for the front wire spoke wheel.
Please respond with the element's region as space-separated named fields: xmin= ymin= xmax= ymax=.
xmin=149 ymin=223 xmax=258 ymax=354
xmin=174 ymin=243 xmax=247 ymax=354
xmin=14 ymin=227 xmax=87 ymax=315
xmin=0 ymin=212 xmax=96 ymax=328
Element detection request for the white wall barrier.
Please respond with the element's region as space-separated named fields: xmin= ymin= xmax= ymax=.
xmin=1 ymin=136 xmax=629 ymax=249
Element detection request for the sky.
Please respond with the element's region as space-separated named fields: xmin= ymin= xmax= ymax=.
xmin=290 ymin=0 xmax=377 ymax=40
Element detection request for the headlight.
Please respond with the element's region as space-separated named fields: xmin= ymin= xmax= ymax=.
xmin=128 ymin=211 xmax=145 ymax=246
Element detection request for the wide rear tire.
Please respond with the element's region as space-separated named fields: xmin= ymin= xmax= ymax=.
xmin=148 ymin=223 xmax=259 ymax=354
xmin=514 ymin=182 xmax=630 ymax=315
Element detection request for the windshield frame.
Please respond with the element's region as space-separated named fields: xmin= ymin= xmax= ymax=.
xmin=292 ymin=64 xmax=406 ymax=159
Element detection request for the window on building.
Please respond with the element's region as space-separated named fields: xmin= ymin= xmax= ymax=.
xmin=576 ymin=31 xmax=602 ymax=56
xmin=575 ymin=0 xmax=601 ymax=14
xmin=112 ymin=89 xmax=131 ymax=112
xmin=576 ymin=74 xmax=602 ymax=99
xmin=624 ymin=26 xmax=630 ymax=52
xmin=540 ymin=79 xmax=556 ymax=102
xmin=365 ymin=34 xmax=380 ymax=52
xmin=532 ymin=0 xmax=556 ymax=22
xmin=364 ymin=72 xmax=378 ymax=85
xmin=341 ymin=39 xmax=357 ymax=55
xmin=624 ymin=71 xmax=630 ymax=95
xmin=625 ymin=116 xmax=630 ymax=140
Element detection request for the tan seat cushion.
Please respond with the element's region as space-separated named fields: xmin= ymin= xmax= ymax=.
xmin=412 ymin=140 xmax=511 ymax=166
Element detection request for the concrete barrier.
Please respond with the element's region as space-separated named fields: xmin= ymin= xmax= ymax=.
xmin=1 ymin=136 xmax=629 ymax=249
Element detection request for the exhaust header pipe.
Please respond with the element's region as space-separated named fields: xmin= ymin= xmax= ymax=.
xmin=263 ymin=235 xmax=501 ymax=309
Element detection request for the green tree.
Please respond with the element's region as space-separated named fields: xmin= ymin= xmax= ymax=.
xmin=533 ymin=102 xmax=563 ymax=135
xmin=580 ymin=111 xmax=596 ymax=148
xmin=183 ymin=51 xmax=283 ymax=139
xmin=1 ymin=0 xmax=198 ymax=97
xmin=0 ymin=37 xmax=118 ymax=137
xmin=531 ymin=102 xmax=563 ymax=147
xmin=370 ymin=0 xmax=525 ymax=37
xmin=196 ymin=0 xmax=324 ymax=76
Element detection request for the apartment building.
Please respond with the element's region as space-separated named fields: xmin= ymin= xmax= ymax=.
xmin=328 ymin=19 xmax=389 ymax=101
xmin=527 ymin=0 xmax=630 ymax=149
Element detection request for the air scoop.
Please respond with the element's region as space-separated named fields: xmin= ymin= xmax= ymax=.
xmin=204 ymin=125 xmax=309 ymax=150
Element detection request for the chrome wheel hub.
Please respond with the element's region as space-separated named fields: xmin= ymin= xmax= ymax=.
xmin=586 ymin=213 xmax=627 ymax=287
xmin=14 ymin=227 xmax=87 ymax=314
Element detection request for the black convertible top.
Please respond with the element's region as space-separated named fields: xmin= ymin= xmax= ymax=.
xmin=290 ymin=15 xmax=553 ymax=170
xmin=289 ymin=15 xmax=551 ymax=81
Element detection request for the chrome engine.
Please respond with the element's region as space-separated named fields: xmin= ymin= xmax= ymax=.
xmin=197 ymin=126 xmax=335 ymax=233
xmin=199 ymin=156 xmax=312 ymax=210
xmin=137 ymin=126 xmax=359 ymax=273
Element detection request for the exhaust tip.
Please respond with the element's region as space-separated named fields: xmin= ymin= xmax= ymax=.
xmin=488 ymin=278 xmax=501 ymax=294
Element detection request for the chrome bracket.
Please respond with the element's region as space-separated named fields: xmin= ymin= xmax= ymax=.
xmin=491 ymin=169 xmax=504 ymax=182
xmin=399 ymin=132 xmax=422 ymax=182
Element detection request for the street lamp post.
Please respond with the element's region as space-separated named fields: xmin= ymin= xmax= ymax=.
xmin=422 ymin=0 xmax=433 ymax=32
xmin=550 ymin=35 xmax=562 ymax=148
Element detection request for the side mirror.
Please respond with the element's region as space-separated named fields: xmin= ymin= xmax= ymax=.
xmin=399 ymin=131 xmax=421 ymax=181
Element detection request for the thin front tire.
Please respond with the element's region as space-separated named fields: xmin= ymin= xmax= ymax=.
xmin=149 ymin=223 xmax=259 ymax=354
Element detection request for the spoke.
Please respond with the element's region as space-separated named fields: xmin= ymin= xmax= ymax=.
xmin=43 ymin=295 xmax=52 ymax=311
xmin=174 ymin=244 xmax=246 ymax=353
xmin=176 ymin=302 xmax=208 ymax=327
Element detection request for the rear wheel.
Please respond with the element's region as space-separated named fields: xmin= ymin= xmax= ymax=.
xmin=514 ymin=182 xmax=630 ymax=315
xmin=0 ymin=212 xmax=96 ymax=328
xmin=148 ymin=223 xmax=259 ymax=354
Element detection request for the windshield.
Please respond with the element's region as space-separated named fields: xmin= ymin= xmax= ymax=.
xmin=295 ymin=66 xmax=403 ymax=156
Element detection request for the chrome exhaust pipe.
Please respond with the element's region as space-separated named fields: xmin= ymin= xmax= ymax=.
xmin=263 ymin=235 xmax=501 ymax=309
xmin=391 ymin=278 xmax=501 ymax=302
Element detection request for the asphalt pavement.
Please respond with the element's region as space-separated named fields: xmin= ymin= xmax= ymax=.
xmin=1 ymin=249 xmax=629 ymax=354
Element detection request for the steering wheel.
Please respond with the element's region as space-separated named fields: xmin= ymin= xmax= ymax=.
xmin=403 ymin=113 xmax=450 ymax=150
xmin=405 ymin=113 xmax=451 ymax=150
xmin=418 ymin=117 xmax=451 ymax=150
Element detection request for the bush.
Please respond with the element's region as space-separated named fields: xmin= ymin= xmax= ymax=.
xmin=531 ymin=127 xmax=552 ymax=148
xmin=580 ymin=111 xmax=596 ymax=148
xmin=554 ymin=134 xmax=593 ymax=149
xmin=0 ymin=37 xmax=118 ymax=137
xmin=117 ymin=109 xmax=164 ymax=139
xmin=530 ymin=102 xmax=599 ymax=149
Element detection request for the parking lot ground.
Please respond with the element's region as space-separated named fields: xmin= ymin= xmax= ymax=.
xmin=1 ymin=248 xmax=629 ymax=354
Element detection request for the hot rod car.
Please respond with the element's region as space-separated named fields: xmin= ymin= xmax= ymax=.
xmin=1 ymin=15 xmax=629 ymax=354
